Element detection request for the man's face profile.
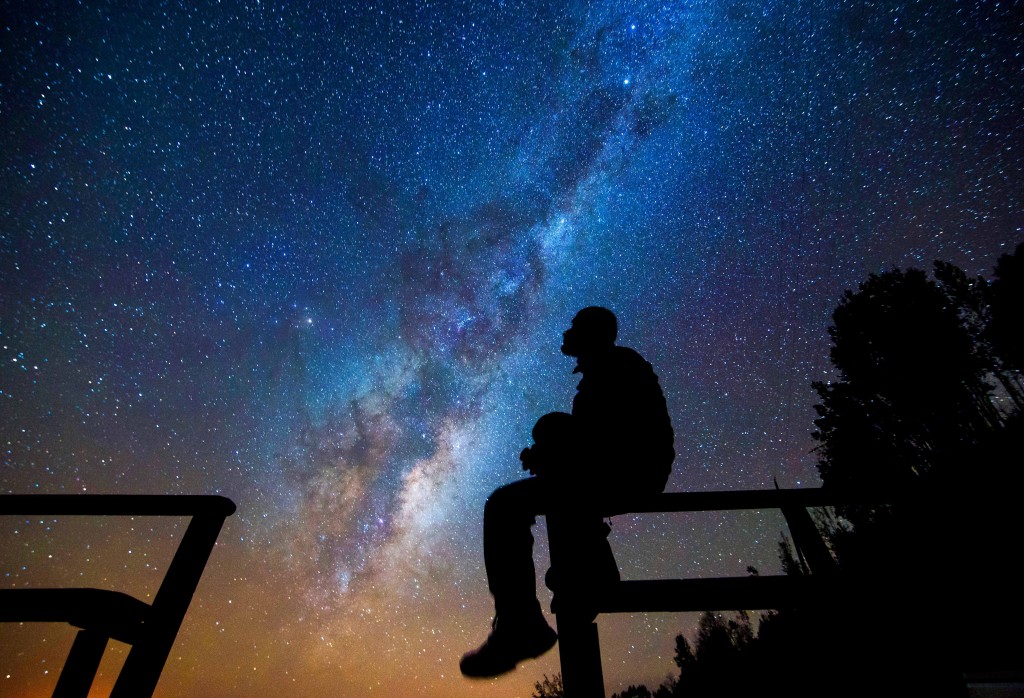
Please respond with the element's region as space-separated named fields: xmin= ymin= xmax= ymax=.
xmin=561 ymin=317 xmax=582 ymax=357
xmin=562 ymin=307 xmax=617 ymax=358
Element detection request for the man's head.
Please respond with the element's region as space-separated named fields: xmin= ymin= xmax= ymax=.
xmin=560 ymin=306 xmax=618 ymax=358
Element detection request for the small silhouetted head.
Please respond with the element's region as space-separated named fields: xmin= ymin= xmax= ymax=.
xmin=523 ymin=411 xmax=575 ymax=474
xmin=561 ymin=306 xmax=618 ymax=358
xmin=531 ymin=411 xmax=574 ymax=445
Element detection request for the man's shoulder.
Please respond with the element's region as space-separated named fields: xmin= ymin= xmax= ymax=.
xmin=610 ymin=345 xmax=653 ymax=371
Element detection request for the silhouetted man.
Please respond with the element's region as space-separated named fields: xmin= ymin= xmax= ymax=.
xmin=460 ymin=306 xmax=674 ymax=678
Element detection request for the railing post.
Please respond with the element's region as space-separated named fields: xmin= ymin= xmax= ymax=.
xmin=547 ymin=511 xmax=606 ymax=698
xmin=556 ymin=614 xmax=606 ymax=698
xmin=541 ymin=487 xmax=861 ymax=695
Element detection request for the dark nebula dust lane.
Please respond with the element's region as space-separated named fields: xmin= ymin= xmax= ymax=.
xmin=1 ymin=1 xmax=1020 ymax=696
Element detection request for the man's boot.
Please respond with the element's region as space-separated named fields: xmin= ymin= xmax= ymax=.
xmin=459 ymin=602 xmax=557 ymax=678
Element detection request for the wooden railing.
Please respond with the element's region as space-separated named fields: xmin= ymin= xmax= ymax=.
xmin=0 ymin=494 xmax=236 ymax=698
xmin=546 ymin=487 xmax=846 ymax=698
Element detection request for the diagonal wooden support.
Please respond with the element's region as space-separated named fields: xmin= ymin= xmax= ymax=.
xmin=111 ymin=510 xmax=232 ymax=697
xmin=53 ymin=630 xmax=108 ymax=698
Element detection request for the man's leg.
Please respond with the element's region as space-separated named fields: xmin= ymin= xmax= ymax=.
xmin=461 ymin=478 xmax=557 ymax=678
xmin=482 ymin=478 xmax=544 ymax=616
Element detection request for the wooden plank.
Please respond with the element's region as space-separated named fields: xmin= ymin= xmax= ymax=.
xmin=599 ymin=488 xmax=879 ymax=516
xmin=598 ymin=576 xmax=832 ymax=613
xmin=0 ymin=589 xmax=149 ymax=644
xmin=0 ymin=494 xmax=236 ymax=518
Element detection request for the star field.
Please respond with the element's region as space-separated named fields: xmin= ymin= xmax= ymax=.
xmin=2 ymin=1 xmax=1021 ymax=696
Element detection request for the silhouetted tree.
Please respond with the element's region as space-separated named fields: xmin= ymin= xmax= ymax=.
xmin=809 ymin=257 xmax=1022 ymax=685
xmin=590 ymin=256 xmax=1022 ymax=696
xmin=777 ymin=533 xmax=808 ymax=576
xmin=611 ymin=684 xmax=654 ymax=698
xmin=532 ymin=672 xmax=564 ymax=698
xmin=811 ymin=267 xmax=1006 ymax=529
xmin=635 ymin=610 xmax=759 ymax=697
xmin=987 ymin=242 xmax=1024 ymax=376
xmin=934 ymin=257 xmax=1024 ymax=410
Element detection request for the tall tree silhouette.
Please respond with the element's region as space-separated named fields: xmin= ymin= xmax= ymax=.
xmin=810 ymin=258 xmax=1022 ymax=682
xmin=605 ymin=256 xmax=1021 ymax=698
xmin=934 ymin=256 xmax=1024 ymax=410
xmin=811 ymin=267 xmax=1003 ymax=527
xmin=987 ymin=242 xmax=1024 ymax=376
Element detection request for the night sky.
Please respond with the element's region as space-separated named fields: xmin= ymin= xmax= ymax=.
xmin=1 ymin=1 xmax=1021 ymax=696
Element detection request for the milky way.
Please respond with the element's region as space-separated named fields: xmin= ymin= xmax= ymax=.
xmin=2 ymin=1 xmax=1021 ymax=696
